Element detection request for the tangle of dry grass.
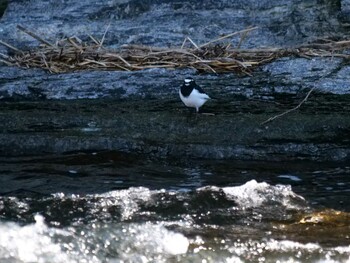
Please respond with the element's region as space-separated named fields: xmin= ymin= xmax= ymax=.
xmin=1 ymin=25 xmax=350 ymax=75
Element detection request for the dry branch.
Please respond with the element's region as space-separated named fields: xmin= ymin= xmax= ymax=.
xmin=260 ymin=72 xmax=331 ymax=125
xmin=16 ymin=25 xmax=55 ymax=47
xmin=261 ymin=87 xmax=316 ymax=125
xmin=0 ymin=40 xmax=22 ymax=53
xmin=199 ymin=26 xmax=258 ymax=48
xmin=98 ymin=22 xmax=111 ymax=51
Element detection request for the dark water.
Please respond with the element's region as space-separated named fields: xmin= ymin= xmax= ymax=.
xmin=1 ymin=151 xmax=350 ymax=262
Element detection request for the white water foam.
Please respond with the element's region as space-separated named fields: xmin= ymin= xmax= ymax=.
xmin=0 ymin=215 xmax=74 ymax=263
xmin=96 ymin=186 xmax=153 ymax=220
xmin=265 ymin=239 xmax=321 ymax=251
xmin=52 ymin=180 xmax=305 ymax=222
xmin=53 ymin=186 xmax=153 ymax=221
xmin=0 ymin=215 xmax=189 ymax=263
xmin=1 ymin=182 xmax=348 ymax=263
xmin=116 ymin=222 xmax=189 ymax=258
xmin=221 ymin=179 xmax=305 ymax=209
xmin=227 ymin=238 xmax=350 ymax=263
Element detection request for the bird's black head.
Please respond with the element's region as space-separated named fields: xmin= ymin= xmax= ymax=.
xmin=184 ymin=77 xmax=195 ymax=86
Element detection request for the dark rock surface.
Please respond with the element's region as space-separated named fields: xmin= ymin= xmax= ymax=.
xmin=0 ymin=0 xmax=350 ymax=162
xmin=0 ymin=57 xmax=349 ymax=101
xmin=0 ymin=0 xmax=6 ymax=18
xmin=0 ymin=0 xmax=349 ymax=52
xmin=0 ymin=95 xmax=349 ymax=161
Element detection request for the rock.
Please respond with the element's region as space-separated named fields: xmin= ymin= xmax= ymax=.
xmin=0 ymin=97 xmax=349 ymax=161
xmin=0 ymin=0 xmax=348 ymax=53
xmin=0 ymin=0 xmax=6 ymax=17
xmin=0 ymin=0 xmax=350 ymax=162
xmin=0 ymin=66 xmax=195 ymax=100
xmin=1 ymin=56 xmax=350 ymax=101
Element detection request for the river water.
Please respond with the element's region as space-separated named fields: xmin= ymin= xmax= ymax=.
xmin=0 ymin=151 xmax=350 ymax=262
xmin=0 ymin=99 xmax=350 ymax=262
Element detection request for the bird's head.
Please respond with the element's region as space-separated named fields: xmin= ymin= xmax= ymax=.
xmin=184 ymin=77 xmax=194 ymax=86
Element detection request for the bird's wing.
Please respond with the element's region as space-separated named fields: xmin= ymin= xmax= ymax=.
xmin=195 ymin=84 xmax=207 ymax=94
xmin=191 ymin=87 xmax=210 ymax=100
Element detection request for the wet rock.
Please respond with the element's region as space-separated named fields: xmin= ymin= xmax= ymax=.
xmin=0 ymin=98 xmax=349 ymax=162
xmin=0 ymin=1 xmax=350 ymax=161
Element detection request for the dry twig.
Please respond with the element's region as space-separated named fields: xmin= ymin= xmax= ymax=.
xmin=199 ymin=26 xmax=258 ymax=48
xmin=16 ymin=25 xmax=55 ymax=47
xmin=260 ymin=87 xmax=316 ymax=125
xmin=0 ymin=40 xmax=23 ymax=53
xmin=98 ymin=22 xmax=111 ymax=51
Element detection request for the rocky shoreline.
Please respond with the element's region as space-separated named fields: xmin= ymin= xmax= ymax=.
xmin=0 ymin=0 xmax=350 ymax=162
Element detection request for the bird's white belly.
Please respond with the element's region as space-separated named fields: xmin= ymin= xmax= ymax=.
xmin=179 ymin=89 xmax=209 ymax=109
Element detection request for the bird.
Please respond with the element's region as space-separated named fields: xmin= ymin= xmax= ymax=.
xmin=179 ymin=77 xmax=210 ymax=113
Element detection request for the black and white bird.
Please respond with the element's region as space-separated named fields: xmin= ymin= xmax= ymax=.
xmin=179 ymin=77 xmax=210 ymax=113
